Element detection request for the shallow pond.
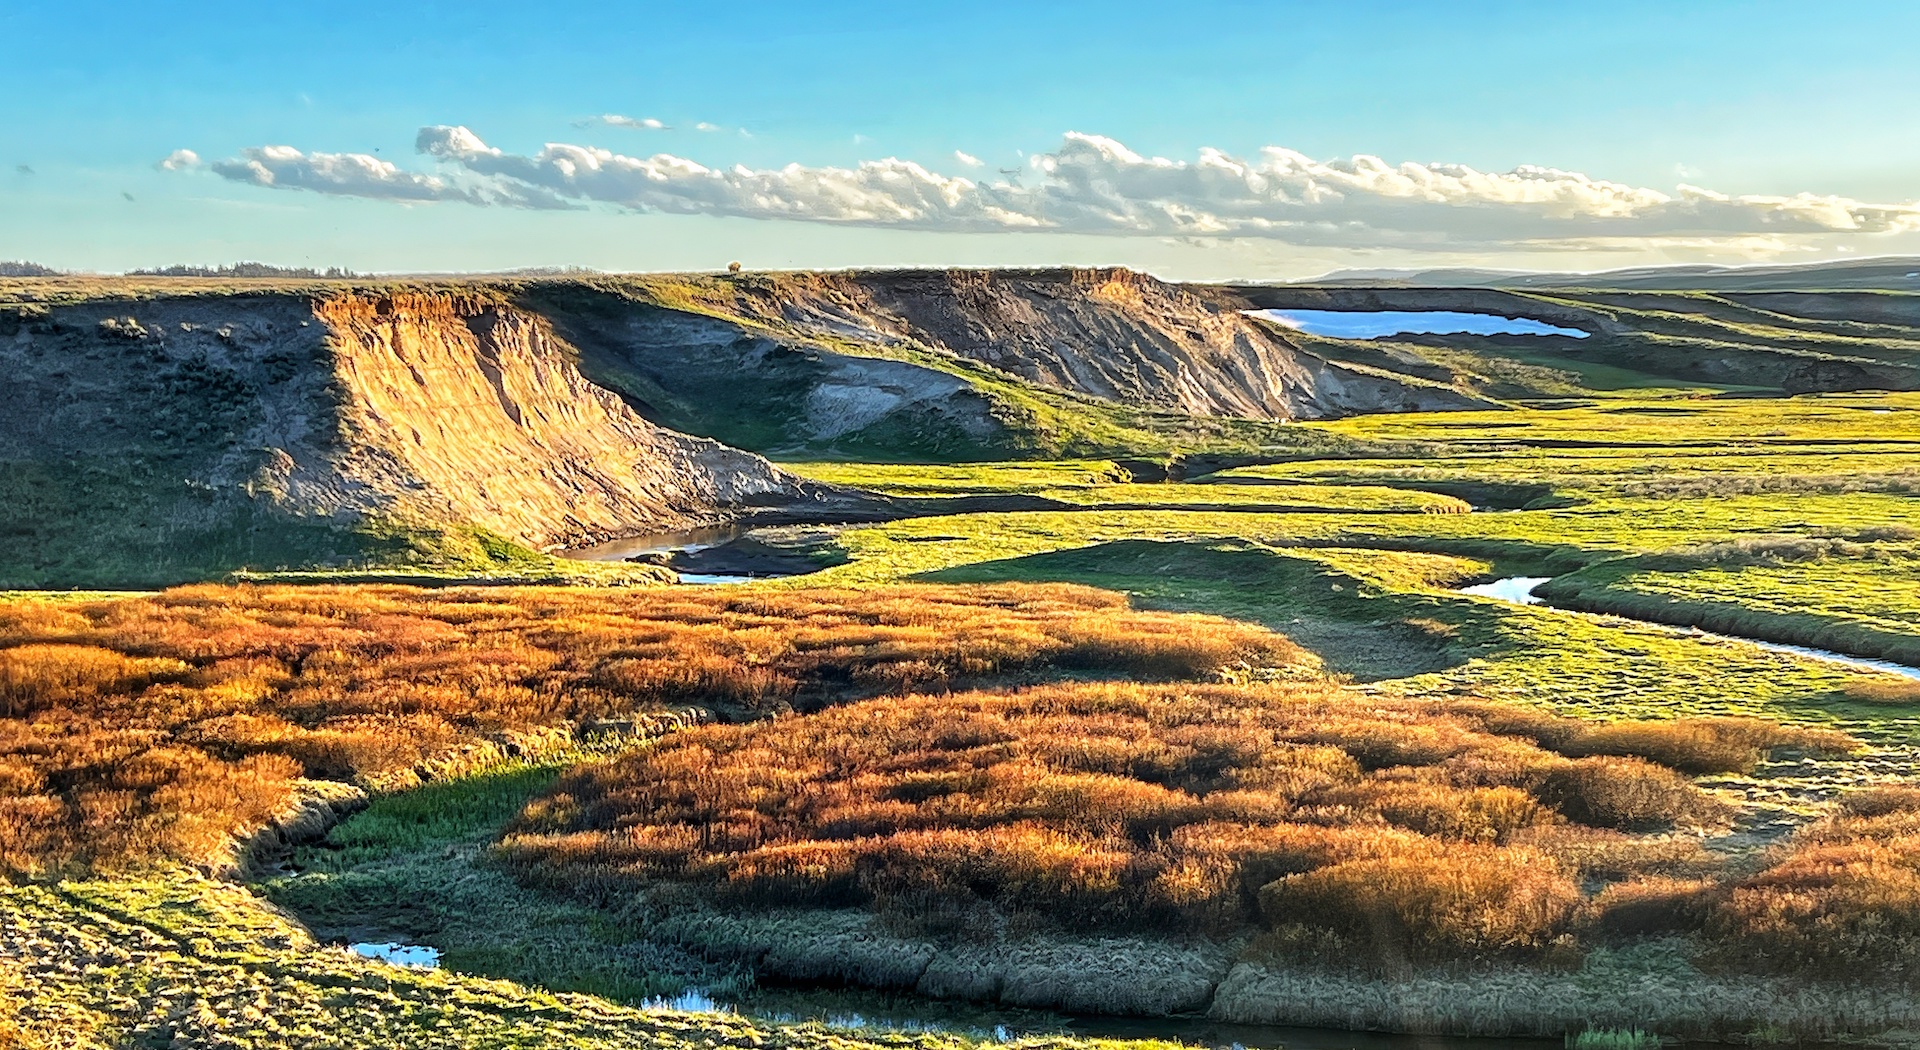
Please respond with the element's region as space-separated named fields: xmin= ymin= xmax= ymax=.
xmin=1249 ymin=309 xmax=1589 ymax=340
xmin=1460 ymin=577 xmax=1920 ymax=680
xmin=1455 ymin=576 xmax=1551 ymax=604
xmin=563 ymin=524 xmax=755 ymax=563
xmin=562 ymin=525 xmax=803 ymax=585
xmin=349 ymin=941 xmax=441 ymax=968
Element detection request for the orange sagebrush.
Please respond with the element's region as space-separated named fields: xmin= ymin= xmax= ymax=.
xmin=1711 ymin=786 xmax=1920 ymax=975
xmin=0 ymin=581 xmax=1300 ymax=874
xmin=498 ymin=681 xmax=1762 ymax=949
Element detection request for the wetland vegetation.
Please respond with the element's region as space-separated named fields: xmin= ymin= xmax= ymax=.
xmin=13 ymin=276 xmax=1920 ymax=1047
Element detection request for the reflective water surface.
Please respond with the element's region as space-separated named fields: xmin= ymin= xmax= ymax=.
xmin=1250 ymin=309 xmax=1589 ymax=340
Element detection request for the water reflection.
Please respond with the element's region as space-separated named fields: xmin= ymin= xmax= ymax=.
xmin=1250 ymin=309 xmax=1589 ymax=340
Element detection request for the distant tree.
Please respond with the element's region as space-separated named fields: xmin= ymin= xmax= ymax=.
xmin=0 ymin=261 xmax=58 ymax=277
xmin=127 ymin=262 xmax=361 ymax=278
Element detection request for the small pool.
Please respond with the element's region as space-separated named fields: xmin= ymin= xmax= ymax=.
xmin=1250 ymin=309 xmax=1589 ymax=340
xmin=349 ymin=942 xmax=441 ymax=968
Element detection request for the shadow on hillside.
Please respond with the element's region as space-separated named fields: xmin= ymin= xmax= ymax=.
xmin=918 ymin=539 xmax=1468 ymax=682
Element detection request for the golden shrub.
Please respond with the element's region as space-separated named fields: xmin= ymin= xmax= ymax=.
xmin=0 ymin=582 xmax=1300 ymax=873
xmin=1258 ymin=846 xmax=1581 ymax=961
xmin=500 ymin=682 xmax=1708 ymax=943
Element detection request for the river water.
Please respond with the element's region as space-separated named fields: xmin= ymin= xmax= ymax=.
xmin=1458 ymin=577 xmax=1920 ymax=680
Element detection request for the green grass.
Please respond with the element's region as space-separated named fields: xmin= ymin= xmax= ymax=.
xmin=1567 ymin=1028 xmax=1663 ymax=1050
xmin=9 ymin=868 xmax=1181 ymax=1050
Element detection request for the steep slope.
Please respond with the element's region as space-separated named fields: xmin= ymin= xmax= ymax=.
xmin=522 ymin=288 xmax=1011 ymax=459
xmin=313 ymin=293 xmax=827 ymax=546
xmin=701 ymin=268 xmax=1492 ymax=419
xmin=0 ymin=288 xmax=837 ymax=587
xmin=514 ymin=270 xmax=1487 ymax=462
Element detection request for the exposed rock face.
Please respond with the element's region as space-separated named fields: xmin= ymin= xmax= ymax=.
xmin=313 ymin=292 xmax=819 ymax=547
xmin=0 ymin=288 xmax=834 ymax=584
xmin=721 ymin=268 xmax=1490 ymax=419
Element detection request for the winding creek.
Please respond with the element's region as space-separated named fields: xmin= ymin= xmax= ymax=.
xmin=1457 ymin=576 xmax=1920 ymax=681
xmin=330 ymin=566 xmax=1920 ymax=1049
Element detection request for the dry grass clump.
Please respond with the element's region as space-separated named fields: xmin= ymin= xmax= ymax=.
xmin=502 ymin=682 xmax=1745 ymax=963
xmin=1558 ymin=717 xmax=1853 ymax=774
xmin=1259 ymin=847 xmax=1580 ymax=960
xmin=1842 ymin=677 xmax=1920 ymax=705
xmin=0 ymin=582 xmax=1295 ymax=873
xmin=1711 ymin=785 xmax=1920 ymax=976
xmin=1533 ymin=757 xmax=1731 ymax=832
xmin=1583 ymin=877 xmax=1719 ymax=940
xmin=1447 ymin=703 xmax=1857 ymax=775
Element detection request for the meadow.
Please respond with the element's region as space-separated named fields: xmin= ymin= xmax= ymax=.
xmin=16 ymin=390 xmax=1920 ymax=1044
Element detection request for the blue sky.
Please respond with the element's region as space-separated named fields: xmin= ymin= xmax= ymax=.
xmin=6 ymin=0 xmax=1920 ymax=277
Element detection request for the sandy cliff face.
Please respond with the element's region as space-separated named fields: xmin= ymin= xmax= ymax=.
xmin=0 ymin=288 xmax=834 ymax=585
xmin=312 ymin=292 xmax=815 ymax=547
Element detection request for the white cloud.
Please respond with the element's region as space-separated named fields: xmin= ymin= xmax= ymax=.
xmin=185 ymin=126 xmax=1920 ymax=253
xmin=953 ymin=150 xmax=983 ymax=167
xmin=157 ymin=149 xmax=201 ymax=171
xmin=597 ymin=114 xmax=667 ymax=130
xmin=695 ymin=122 xmax=721 ymax=132
xmin=205 ymin=141 xmax=575 ymax=210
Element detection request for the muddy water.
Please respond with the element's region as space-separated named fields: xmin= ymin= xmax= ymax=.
xmin=1459 ymin=577 xmax=1920 ymax=680
xmin=561 ymin=525 xmax=800 ymax=585
xmin=564 ymin=525 xmax=754 ymax=563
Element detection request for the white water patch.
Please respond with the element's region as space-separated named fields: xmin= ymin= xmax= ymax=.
xmin=677 ymin=573 xmax=758 ymax=585
xmin=1457 ymin=576 xmax=1550 ymax=604
xmin=349 ymin=942 xmax=441 ymax=968
xmin=1250 ymin=309 xmax=1589 ymax=340
xmin=1460 ymin=576 xmax=1920 ymax=680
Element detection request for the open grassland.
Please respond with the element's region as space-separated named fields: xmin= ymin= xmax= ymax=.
xmin=1536 ymin=540 xmax=1920 ymax=666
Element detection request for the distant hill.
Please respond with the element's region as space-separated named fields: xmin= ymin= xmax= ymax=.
xmin=1295 ymin=257 xmax=1920 ymax=292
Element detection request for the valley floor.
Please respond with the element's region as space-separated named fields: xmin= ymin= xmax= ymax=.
xmin=13 ymin=392 xmax=1920 ymax=1047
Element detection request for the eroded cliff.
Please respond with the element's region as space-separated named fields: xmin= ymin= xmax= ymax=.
xmin=675 ymin=268 xmax=1492 ymax=419
xmin=0 ymin=288 xmax=835 ymax=586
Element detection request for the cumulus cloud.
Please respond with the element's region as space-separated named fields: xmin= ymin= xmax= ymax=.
xmin=182 ymin=126 xmax=1920 ymax=252
xmin=157 ymin=149 xmax=201 ymax=171
xmin=953 ymin=150 xmax=983 ymax=167
xmin=204 ymin=141 xmax=575 ymax=210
